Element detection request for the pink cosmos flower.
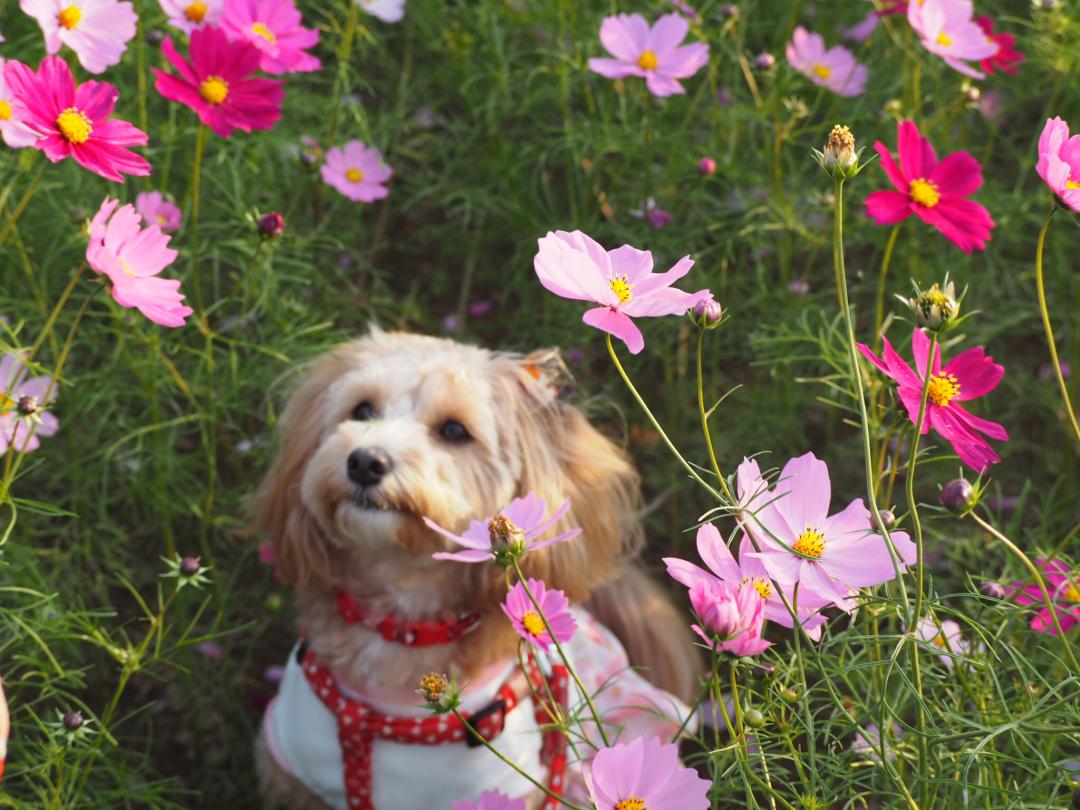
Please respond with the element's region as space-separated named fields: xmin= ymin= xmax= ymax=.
xmin=451 ymin=791 xmax=524 ymax=810
xmin=220 ymin=0 xmax=320 ymax=74
xmin=975 ymin=16 xmax=1023 ymax=75
xmin=665 ymin=523 xmax=830 ymax=640
xmin=159 ymin=0 xmax=222 ymax=34
xmin=136 ymin=191 xmax=182 ymax=231
xmin=852 ymin=723 xmax=903 ymax=763
xmin=20 ymin=0 xmax=137 ymax=74
xmin=740 ymin=453 xmax=917 ymax=610
xmin=320 ymin=141 xmax=393 ymax=202
xmin=585 ymin=736 xmax=711 ymax=810
xmin=785 ymin=27 xmax=867 ymax=96
xmin=1036 ymin=117 xmax=1080 ymax=212
xmin=1007 ymin=558 xmax=1080 ymax=635
xmin=865 ymin=119 xmax=994 ymax=253
xmin=3 ymin=56 xmax=150 ymax=182
xmin=588 ymin=13 xmax=709 ymax=98
xmin=356 ymin=0 xmax=404 ymax=23
xmin=858 ymin=328 xmax=1008 ymax=472
xmin=908 ymin=0 xmax=996 ymax=78
xmin=152 ymin=26 xmax=284 ymax=139
xmin=843 ymin=13 xmax=880 ymax=43
xmin=501 ymin=578 xmax=577 ymax=652
xmin=533 ymin=230 xmax=710 ymax=355
xmin=87 ymin=198 xmax=193 ymax=328
xmin=424 ymin=493 xmax=581 ymax=564
xmin=0 ymin=353 xmax=59 ymax=455
xmin=687 ymin=578 xmax=770 ymax=656
xmin=0 ymin=58 xmax=39 ymax=149
xmin=915 ymin=616 xmax=970 ymax=667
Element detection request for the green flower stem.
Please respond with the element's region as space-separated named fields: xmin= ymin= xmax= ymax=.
xmin=1034 ymin=207 xmax=1080 ymax=445
xmin=712 ymin=662 xmax=759 ymax=809
xmin=24 ymin=262 xmax=86 ymax=367
xmin=188 ymin=125 xmax=209 ymax=322
xmin=873 ymin=223 xmax=901 ymax=350
xmin=696 ymin=328 xmax=738 ymax=504
xmin=0 ymin=162 xmax=46 ymax=252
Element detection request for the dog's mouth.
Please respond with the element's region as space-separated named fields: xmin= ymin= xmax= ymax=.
xmin=347 ymin=489 xmax=403 ymax=514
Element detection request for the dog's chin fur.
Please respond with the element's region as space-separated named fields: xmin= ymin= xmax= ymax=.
xmin=247 ymin=329 xmax=700 ymax=808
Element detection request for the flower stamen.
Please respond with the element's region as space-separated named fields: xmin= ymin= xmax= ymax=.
xmin=610 ymin=275 xmax=634 ymax=304
xmin=793 ymin=526 xmax=825 ymax=559
xmin=199 ymin=75 xmax=229 ymax=105
xmin=812 ymin=63 xmax=831 ymax=79
xmin=741 ymin=575 xmax=772 ymax=599
xmin=936 ymin=32 xmax=952 ymax=47
xmin=56 ymin=108 xmax=92 ymax=144
xmin=251 ymin=22 xmax=276 ymax=43
xmin=0 ymin=100 xmax=12 ymax=121
xmin=927 ymin=372 xmax=961 ymax=407
xmin=615 ymin=798 xmax=646 ymax=810
xmin=57 ymin=5 xmax=81 ymax=29
xmin=909 ymin=177 xmax=941 ymax=207
xmin=345 ymin=167 xmax=364 ymax=183
xmin=521 ymin=611 xmax=545 ymax=636
xmin=184 ymin=1 xmax=207 ymax=22
xmin=637 ymin=50 xmax=658 ymax=70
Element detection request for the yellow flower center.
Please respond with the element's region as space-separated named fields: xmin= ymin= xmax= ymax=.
xmin=609 ymin=275 xmax=634 ymax=304
xmin=927 ymin=373 xmax=961 ymax=407
xmin=812 ymin=64 xmax=832 ymax=80
xmin=56 ymin=108 xmax=92 ymax=144
xmin=0 ymin=99 xmax=11 ymax=121
xmin=57 ymin=5 xmax=81 ymax=29
xmin=346 ymin=167 xmax=364 ymax=183
xmin=251 ymin=22 xmax=276 ymax=43
xmin=637 ymin=50 xmax=658 ymax=70
xmin=0 ymin=393 xmax=14 ymax=413
xmin=1062 ymin=582 xmax=1080 ymax=602
xmin=521 ymin=612 xmax=545 ymax=637
xmin=1067 ymin=178 xmax=1080 ymax=190
xmin=793 ymin=526 xmax=825 ymax=559
xmin=932 ymin=634 xmax=948 ymax=648
xmin=615 ymin=799 xmax=646 ymax=810
xmin=155 ymin=214 xmax=167 ymax=224
xmin=936 ymin=32 xmax=952 ymax=47
xmin=184 ymin=1 xmax=207 ymax=22
xmin=199 ymin=76 xmax=229 ymax=105
xmin=119 ymin=259 xmax=136 ymax=277
xmin=909 ymin=177 xmax=941 ymax=207
xmin=741 ymin=576 xmax=772 ymax=599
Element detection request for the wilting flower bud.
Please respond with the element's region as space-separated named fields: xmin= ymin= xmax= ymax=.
xmin=63 ymin=710 xmax=85 ymax=730
xmin=16 ymin=395 xmax=39 ymax=417
xmin=690 ymin=295 xmax=724 ymax=329
xmin=179 ymin=556 xmax=202 ymax=576
xmin=698 ymin=156 xmax=717 ymax=175
xmin=980 ymin=581 xmax=1006 ymax=600
xmin=487 ymin=514 xmax=526 ymax=564
xmin=815 ymin=124 xmax=867 ymax=180
xmin=417 ymin=672 xmax=461 ymax=713
xmin=908 ymin=281 xmax=959 ymax=331
xmin=754 ymin=52 xmax=775 ymax=71
xmin=744 ymin=708 xmax=766 ymax=728
xmin=257 ymin=211 xmax=285 ymax=239
xmin=940 ymin=479 xmax=976 ymax=514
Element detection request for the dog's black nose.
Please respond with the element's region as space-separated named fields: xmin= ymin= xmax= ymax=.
xmin=346 ymin=448 xmax=392 ymax=487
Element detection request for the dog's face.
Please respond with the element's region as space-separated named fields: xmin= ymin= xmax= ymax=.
xmin=251 ymin=330 xmax=642 ymax=602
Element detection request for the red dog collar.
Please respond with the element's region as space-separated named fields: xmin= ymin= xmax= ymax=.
xmin=335 ymin=590 xmax=482 ymax=647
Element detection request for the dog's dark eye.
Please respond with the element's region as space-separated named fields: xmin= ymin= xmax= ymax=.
xmin=351 ymin=402 xmax=377 ymax=421
xmin=439 ymin=420 xmax=471 ymax=443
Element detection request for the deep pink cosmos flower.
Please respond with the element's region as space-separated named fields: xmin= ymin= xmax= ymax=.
xmin=858 ymin=328 xmax=1008 ymax=472
xmin=0 ymin=353 xmax=59 ymax=455
xmin=588 ymin=13 xmax=709 ymax=98
xmin=533 ymin=230 xmax=710 ymax=355
xmin=3 ymin=56 xmax=150 ymax=182
xmin=865 ymin=119 xmax=995 ymax=253
xmin=975 ymin=16 xmax=1023 ymax=75
xmin=159 ymin=0 xmax=222 ymax=34
xmin=136 ymin=191 xmax=182 ymax=231
xmin=687 ymin=578 xmax=770 ymax=656
xmin=152 ymin=26 xmax=284 ymax=139
xmin=320 ymin=141 xmax=393 ymax=202
xmin=908 ymin=0 xmax=996 ymax=78
xmin=451 ymin=792 xmax=524 ymax=810
xmin=585 ymin=736 xmax=710 ymax=810
xmin=501 ymin=578 xmax=577 ymax=652
xmin=424 ymin=493 xmax=581 ymax=565
xmin=739 ymin=453 xmax=917 ymax=610
xmin=0 ymin=58 xmax=38 ymax=149
xmin=1007 ymin=558 xmax=1079 ymax=636
xmin=20 ymin=0 xmax=136 ymax=74
xmin=220 ymin=0 xmax=320 ymax=75
xmin=87 ymin=198 xmax=193 ymax=327
xmin=1036 ymin=117 xmax=1080 ymax=212
xmin=785 ymin=27 xmax=867 ymax=96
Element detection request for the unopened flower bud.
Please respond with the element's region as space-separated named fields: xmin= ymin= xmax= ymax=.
xmin=883 ymin=98 xmax=903 ymax=116
xmin=179 ymin=556 xmax=202 ymax=576
xmin=744 ymin=708 xmax=765 ymax=727
xmin=940 ymin=479 xmax=975 ymax=514
xmin=781 ymin=687 xmax=799 ymax=702
xmin=63 ymin=710 xmax=85 ymax=730
xmin=721 ymin=4 xmax=738 ymax=18
xmin=16 ymin=395 xmax=39 ymax=416
xmin=690 ymin=295 xmax=723 ymax=329
xmin=980 ymin=581 xmax=1006 ymax=600
xmin=146 ymin=28 xmax=165 ymax=45
xmin=257 ymin=211 xmax=285 ymax=239
xmin=418 ymin=672 xmax=448 ymax=704
xmin=754 ymin=52 xmax=775 ymax=71
xmin=874 ymin=509 xmax=896 ymax=532
xmin=751 ymin=662 xmax=776 ymax=679
xmin=909 ymin=281 xmax=959 ymax=330
xmin=962 ymin=82 xmax=981 ymax=104
xmin=698 ymin=156 xmax=717 ymax=175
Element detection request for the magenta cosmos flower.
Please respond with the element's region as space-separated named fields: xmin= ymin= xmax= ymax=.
xmin=908 ymin=0 xmax=996 ymax=79
xmin=451 ymin=791 xmax=524 ymax=810
xmin=3 ymin=56 xmax=150 ymax=182
xmin=159 ymin=0 xmax=222 ymax=34
xmin=858 ymin=328 xmax=1007 ymax=472
xmin=785 ymin=27 xmax=867 ymax=96
xmin=975 ymin=16 xmax=1023 ymax=75
xmin=136 ymin=191 xmax=182 ymax=231
xmin=585 ymin=736 xmax=711 ymax=810
xmin=0 ymin=353 xmax=59 ymax=455
xmin=501 ymin=578 xmax=577 ymax=652
xmin=0 ymin=57 xmax=39 ymax=149
xmin=740 ymin=453 xmax=917 ymax=610
xmin=1007 ymin=558 xmax=1080 ymax=636
xmin=687 ymin=578 xmax=770 ymax=656
xmin=533 ymin=230 xmax=710 ymax=355
xmin=1036 ymin=117 xmax=1080 ymax=212
xmin=87 ymin=198 xmax=193 ymax=328
xmin=587 ymin=13 xmax=709 ymax=98
xmin=220 ymin=0 xmax=320 ymax=74
xmin=424 ymin=493 xmax=581 ymax=564
xmin=865 ymin=119 xmax=994 ymax=253
xmin=20 ymin=0 xmax=136 ymax=74
xmin=153 ymin=26 xmax=284 ymax=139
xmin=320 ymin=141 xmax=393 ymax=202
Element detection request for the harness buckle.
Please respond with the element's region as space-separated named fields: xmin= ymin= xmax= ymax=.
xmin=463 ymin=697 xmax=508 ymax=747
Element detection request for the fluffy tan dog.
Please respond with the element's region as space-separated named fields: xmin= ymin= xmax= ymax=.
xmin=251 ymin=329 xmax=698 ymax=809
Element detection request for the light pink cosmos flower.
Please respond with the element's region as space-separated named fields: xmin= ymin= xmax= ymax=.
xmin=320 ymin=141 xmax=393 ymax=202
xmin=915 ymin=616 xmax=970 ymax=667
xmin=356 ymin=0 xmax=404 ymax=23
xmin=1007 ymin=557 xmax=1080 ymax=636
xmin=907 ymin=0 xmax=996 ymax=78
xmin=3 ymin=56 xmax=150 ymax=182
xmin=588 ymin=13 xmax=709 ymax=97
xmin=87 ymin=198 xmax=193 ymax=328
xmin=424 ymin=493 xmax=581 ymax=564
xmin=740 ymin=453 xmax=917 ymax=610
xmin=0 ymin=353 xmax=59 ymax=455
xmin=585 ymin=736 xmax=711 ymax=810
xmin=153 ymin=26 xmax=284 ymax=139
xmin=220 ymin=0 xmax=320 ymax=75
xmin=852 ymin=722 xmax=903 ymax=764
xmin=785 ymin=27 xmax=867 ymax=96
xmin=533 ymin=230 xmax=710 ymax=355
xmin=0 ymin=58 xmax=39 ymax=149
xmin=159 ymin=0 xmax=222 ymax=35
xmin=858 ymin=328 xmax=1008 ymax=472
xmin=135 ymin=191 xmax=182 ymax=231
xmin=688 ymin=578 xmax=770 ymax=656
xmin=501 ymin=578 xmax=577 ymax=652
xmin=451 ymin=791 xmax=524 ymax=810
xmin=1036 ymin=117 xmax=1080 ymax=212
xmin=843 ymin=13 xmax=880 ymax=43
xmin=20 ymin=0 xmax=137 ymax=75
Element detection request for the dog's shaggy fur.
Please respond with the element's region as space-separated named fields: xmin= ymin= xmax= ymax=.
xmin=250 ymin=330 xmax=699 ymax=808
